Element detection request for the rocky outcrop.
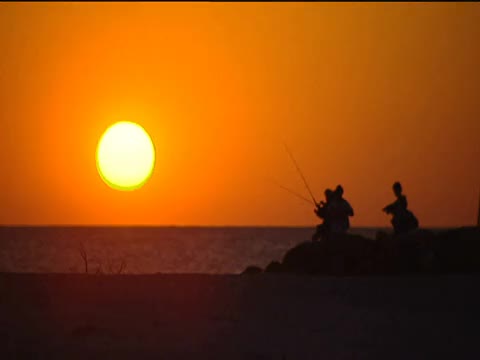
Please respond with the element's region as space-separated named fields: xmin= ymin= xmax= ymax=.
xmin=281 ymin=233 xmax=377 ymax=275
xmin=264 ymin=261 xmax=284 ymax=273
xmin=433 ymin=227 xmax=480 ymax=273
xmin=241 ymin=265 xmax=263 ymax=275
xmin=242 ymin=227 xmax=480 ymax=276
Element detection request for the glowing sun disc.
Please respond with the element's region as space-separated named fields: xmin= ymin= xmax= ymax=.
xmin=96 ymin=121 xmax=155 ymax=191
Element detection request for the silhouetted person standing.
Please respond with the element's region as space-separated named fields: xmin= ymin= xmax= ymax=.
xmin=383 ymin=182 xmax=419 ymax=235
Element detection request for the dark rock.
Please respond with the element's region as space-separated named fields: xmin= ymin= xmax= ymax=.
xmin=390 ymin=229 xmax=436 ymax=273
xmin=375 ymin=230 xmax=391 ymax=242
xmin=241 ymin=265 xmax=263 ymax=275
xmin=281 ymin=241 xmax=326 ymax=275
xmin=265 ymin=261 xmax=284 ymax=273
xmin=248 ymin=227 xmax=480 ymax=277
xmin=432 ymin=227 xmax=480 ymax=273
xmin=282 ymin=233 xmax=377 ymax=276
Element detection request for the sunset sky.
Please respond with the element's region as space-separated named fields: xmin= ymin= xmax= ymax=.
xmin=1 ymin=2 xmax=479 ymax=227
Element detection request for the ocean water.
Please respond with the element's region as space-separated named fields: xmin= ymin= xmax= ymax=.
xmin=0 ymin=226 xmax=386 ymax=274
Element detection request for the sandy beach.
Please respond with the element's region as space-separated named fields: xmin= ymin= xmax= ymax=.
xmin=1 ymin=273 xmax=479 ymax=359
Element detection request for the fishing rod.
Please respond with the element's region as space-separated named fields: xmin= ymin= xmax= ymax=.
xmin=269 ymin=179 xmax=316 ymax=206
xmin=283 ymin=143 xmax=319 ymax=206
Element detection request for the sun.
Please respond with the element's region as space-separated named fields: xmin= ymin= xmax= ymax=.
xmin=96 ymin=121 xmax=155 ymax=191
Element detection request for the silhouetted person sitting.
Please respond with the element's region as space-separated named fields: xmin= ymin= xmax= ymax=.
xmin=312 ymin=189 xmax=334 ymax=241
xmin=382 ymin=182 xmax=419 ymax=235
xmin=331 ymin=185 xmax=354 ymax=233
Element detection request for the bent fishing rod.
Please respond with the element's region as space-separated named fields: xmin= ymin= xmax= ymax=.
xmin=283 ymin=143 xmax=319 ymax=206
xmin=269 ymin=179 xmax=316 ymax=206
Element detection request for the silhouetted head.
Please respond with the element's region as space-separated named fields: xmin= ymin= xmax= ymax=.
xmin=335 ymin=185 xmax=344 ymax=198
xmin=325 ymin=189 xmax=334 ymax=202
xmin=393 ymin=182 xmax=403 ymax=197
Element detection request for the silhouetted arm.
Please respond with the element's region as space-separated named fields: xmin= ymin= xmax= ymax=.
xmin=383 ymin=202 xmax=395 ymax=214
xmin=314 ymin=204 xmax=327 ymax=219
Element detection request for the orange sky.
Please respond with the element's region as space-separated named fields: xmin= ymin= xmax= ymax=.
xmin=1 ymin=2 xmax=479 ymax=227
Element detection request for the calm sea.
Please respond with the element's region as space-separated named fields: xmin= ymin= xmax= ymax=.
xmin=0 ymin=226 xmax=389 ymax=274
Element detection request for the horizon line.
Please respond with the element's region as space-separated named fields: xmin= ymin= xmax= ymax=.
xmin=0 ymin=224 xmax=469 ymax=229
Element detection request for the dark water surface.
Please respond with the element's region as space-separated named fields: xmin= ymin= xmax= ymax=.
xmin=0 ymin=226 xmax=395 ymax=274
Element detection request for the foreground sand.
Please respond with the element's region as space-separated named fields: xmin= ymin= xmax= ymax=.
xmin=1 ymin=273 xmax=479 ymax=359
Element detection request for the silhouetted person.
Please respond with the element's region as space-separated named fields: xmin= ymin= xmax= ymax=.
xmin=331 ymin=185 xmax=354 ymax=232
xmin=383 ymin=182 xmax=419 ymax=235
xmin=312 ymin=189 xmax=334 ymax=241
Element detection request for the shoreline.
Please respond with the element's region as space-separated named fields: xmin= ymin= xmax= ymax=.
xmin=2 ymin=272 xmax=479 ymax=359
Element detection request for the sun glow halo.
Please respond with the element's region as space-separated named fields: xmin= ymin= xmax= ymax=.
xmin=96 ymin=121 xmax=155 ymax=191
